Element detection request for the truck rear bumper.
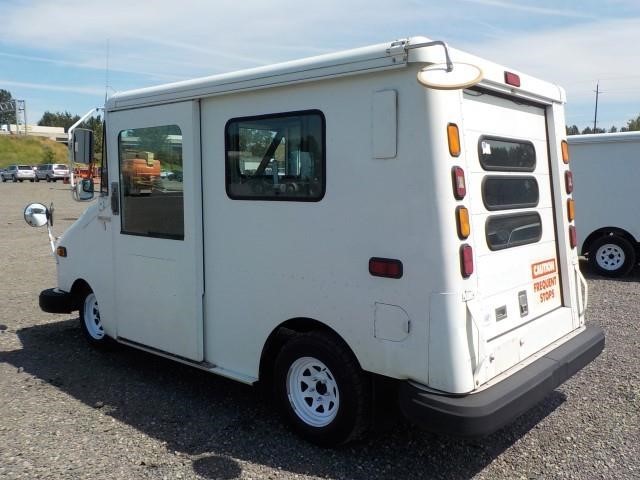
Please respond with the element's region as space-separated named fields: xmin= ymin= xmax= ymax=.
xmin=39 ymin=288 xmax=77 ymax=314
xmin=398 ymin=326 xmax=605 ymax=437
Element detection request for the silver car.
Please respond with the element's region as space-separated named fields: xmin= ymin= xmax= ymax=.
xmin=1 ymin=165 xmax=35 ymax=182
xmin=34 ymin=163 xmax=70 ymax=182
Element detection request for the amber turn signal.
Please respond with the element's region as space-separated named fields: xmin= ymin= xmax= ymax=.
xmin=561 ymin=140 xmax=569 ymax=164
xmin=456 ymin=206 xmax=470 ymax=239
xmin=447 ymin=123 xmax=461 ymax=157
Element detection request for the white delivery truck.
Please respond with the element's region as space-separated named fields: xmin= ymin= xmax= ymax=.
xmin=567 ymin=131 xmax=640 ymax=277
xmin=24 ymin=37 xmax=603 ymax=446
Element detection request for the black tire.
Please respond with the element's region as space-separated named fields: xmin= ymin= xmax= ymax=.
xmin=12 ymin=176 xmax=17 ymax=182
xmin=588 ymin=235 xmax=636 ymax=277
xmin=29 ymin=179 xmax=34 ymax=182
xmin=46 ymin=176 xmax=52 ymax=183
xmin=2 ymin=177 xmax=6 ymax=182
xmin=273 ymin=331 xmax=370 ymax=446
xmin=19 ymin=179 xmax=23 ymax=182
xmin=35 ymin=176 xmax=39 ymax=182
xmin=78 ymin=288 xmax=110 ymax=348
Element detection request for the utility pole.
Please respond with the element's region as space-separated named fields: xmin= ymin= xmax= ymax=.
xmin=0 ymin=99 xmax=26 ymax=134
xmin=593 ymin=81 xmax=600 ymax=133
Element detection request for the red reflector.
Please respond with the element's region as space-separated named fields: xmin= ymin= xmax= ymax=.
xmin=504 ymin=71 xmax=521 ymax=87
xmin=565 ymin=171 xmax=574 ymax=194
xmin=569 ymin=226 xmax=577 ymax=249
xmin=369 ymin=257 xmax=403 ymax=279
xmin=460 ymin=244 xmax=474 ymax=278
xmin=452 ymin=166 xmax=466 ymax=200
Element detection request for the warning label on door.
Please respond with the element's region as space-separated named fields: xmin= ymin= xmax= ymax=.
xmin=531 ymin=258 xmax=559 ymax=304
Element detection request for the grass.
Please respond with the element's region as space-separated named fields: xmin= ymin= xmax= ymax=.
xmin=0 ymin=134 xmax=68 ymax=168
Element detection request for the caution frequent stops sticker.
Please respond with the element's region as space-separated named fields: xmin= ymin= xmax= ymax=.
xmin=531 ymin=259 xmax=559 ymax=304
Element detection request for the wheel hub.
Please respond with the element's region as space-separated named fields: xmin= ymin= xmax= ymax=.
xmin=286 ymin=357 xmax=339 ymax=427
xmin=595 ymin=243 xmax=625 ymax=271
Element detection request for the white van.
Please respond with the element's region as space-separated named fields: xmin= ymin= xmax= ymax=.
xmin=27 ymin=37 xmax=603 ymax=446
xmin=568 ymin=131 xmax=640 ymax=276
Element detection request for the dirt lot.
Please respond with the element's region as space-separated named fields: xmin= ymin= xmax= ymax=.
xmin=1 ymin=182 xmax=638 ymax=479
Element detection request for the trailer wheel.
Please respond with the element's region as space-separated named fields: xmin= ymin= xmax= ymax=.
xmin=79 ymin=289 xmax=108 ymax=347
xmin=274 ymin=331 xmax=370 ymax=446
xmin=588 ymin=235 xmax=636 ymax=277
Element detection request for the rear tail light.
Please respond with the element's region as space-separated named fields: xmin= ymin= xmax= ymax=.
xmin=460 ymin=244 xmax=474 ymax=277
xmin=561 ymin=140 xmax=569 ymax=164
xmin=452 ymin=166 xmax=466 ymax=199
xmin=504 ymin=71 xmax=521 ymax=87
xmin=569 ymin=226 xmax=577 ymax=249
xmin=456 ymin=206 xmax=470 ymax=239
xmin=56 ymin=246 xmax=67 ymax=257
xmin=447 ymin=123 xmax=461 ymax=157
xmin=369 ymin=257 xmax=403 ymax=279
xmin=565 ymin=171 xmax=574 ymax=193
xmin=567 ymin=199 xmax=575 ymax=221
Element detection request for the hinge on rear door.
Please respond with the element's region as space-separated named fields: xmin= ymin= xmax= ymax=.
xmin=386 ymin=40 xmax=408 ymax=61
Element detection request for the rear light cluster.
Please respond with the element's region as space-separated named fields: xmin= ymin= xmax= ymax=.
xmin=449 ymin=123 xmax=474 ymax=277
xmin=562 ymin=141 xmax=577 ymax=249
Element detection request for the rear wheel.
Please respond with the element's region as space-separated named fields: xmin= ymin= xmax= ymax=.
xmin=12 ymin=176 xmax=17 ymax=182
xmin=79 ymin=289 xmax=109 ymax=347
xmin=46 ymin=176 xmax=52 ymax=183
xmin=588 ymin=235 xmax=636 ymax=277
xmin=273 ymin=331 xmax=370 ymax=446
xmin=35 ymin=176 xmax=40 ymax=182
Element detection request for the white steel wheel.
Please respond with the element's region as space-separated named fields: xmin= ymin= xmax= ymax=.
xmin=274 ymin=331 xmax=370 ymax=446
xmin=79 ymin=290 xmax=109 ymax=347
xmin=286 ymin=357 xmax=340 ymax=428
xmin=595 ymin=243 xmax=625 ymax=271
xmin=589 ymin=235 xmax=635 ymax=277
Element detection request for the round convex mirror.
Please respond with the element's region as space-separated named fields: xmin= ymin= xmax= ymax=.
xmin=24 ymin=203 xmax=49 ymax=228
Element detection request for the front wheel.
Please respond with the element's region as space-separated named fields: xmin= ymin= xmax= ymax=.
xmin=79 ymin=290 xmax=109 ymax=347
xmin=588 ymin=235 xmax=636 ymax=277
xmin=274 ymin=331 xmax=370 ymax=446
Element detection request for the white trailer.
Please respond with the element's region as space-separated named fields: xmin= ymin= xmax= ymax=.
xmin=568 ymin=131 xmax=640 ymax=276
xmin=25 ymin=36 xmax=603 ymax=446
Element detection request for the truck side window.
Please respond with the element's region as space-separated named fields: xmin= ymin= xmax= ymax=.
xmin=225 ymin=110 xmax=325 ymax=201
xmin=118 ymin=125 xmax=184 ymax=240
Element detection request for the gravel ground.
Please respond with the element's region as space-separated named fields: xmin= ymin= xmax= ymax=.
xmin=0 ymin=182 xmax=638 ymax=479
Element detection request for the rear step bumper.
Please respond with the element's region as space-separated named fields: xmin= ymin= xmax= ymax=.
xmin=398 ymin=326 xmax=605 ymax=437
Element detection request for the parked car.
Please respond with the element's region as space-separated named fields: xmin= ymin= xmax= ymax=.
xmin=1 ymin=165 xmax=35 ymax=182
xmin=35 ymin=163 xmax=70 ymax=182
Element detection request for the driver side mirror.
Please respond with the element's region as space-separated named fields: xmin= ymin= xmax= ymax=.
xmin=72 ymin=128 xmax=93 ymax=164
xmin=71 ymin=128 xmax=95 ymax=201
xmin=75 ymin=178 xmax=95 ymax=201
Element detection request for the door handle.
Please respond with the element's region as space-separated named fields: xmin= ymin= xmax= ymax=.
xmin=111 ymin=182 xmax=119 ymax=215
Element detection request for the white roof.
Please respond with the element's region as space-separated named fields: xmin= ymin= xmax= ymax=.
xmin=567 ymin=131 xmax=640 ymax=145
xmin=107 ymin=36 xmax=565 ymax=111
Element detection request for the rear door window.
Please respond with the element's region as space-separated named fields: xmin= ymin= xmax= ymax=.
xmin=482 ymin=176 xmax=539 ymax=211
xmin=479 ymin=137 xmax=536 ymax=172
xmin=486 ymin=213 xmax=542 ymax=251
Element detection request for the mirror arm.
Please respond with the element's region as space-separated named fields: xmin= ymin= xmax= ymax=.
xmin=46 ymin=224 xmax=56 ymax=255
xmin=404 ymin=40 xmax=454 ymax=72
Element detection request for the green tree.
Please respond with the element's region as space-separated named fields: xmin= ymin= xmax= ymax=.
xmin=609 ymin=126 xmax=618 ymax=133
xmin=566 ymin=125 xmax=580 ymax=135
xmin=0 ymin=89 xmax=15 ymax=125
xmin=38 ymin=111 xmax=81 ymax=132
xmin=43 ymin=146 xmax=55 ymax=163
xmin=626 ymin=115 xmax=640 ymax=131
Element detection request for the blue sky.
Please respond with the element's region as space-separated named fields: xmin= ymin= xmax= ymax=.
xmin=1 ymin=0 xmax=639 ymax=130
